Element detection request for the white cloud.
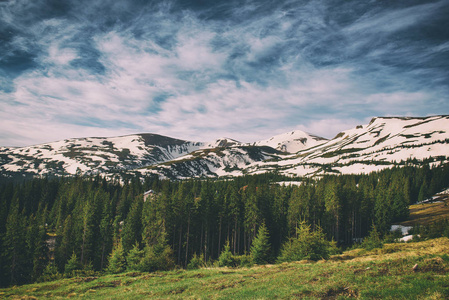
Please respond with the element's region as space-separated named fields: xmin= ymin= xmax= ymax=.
xmin=344 ymin=1 xmax=444 ymax=35
xmin=1 ymin=0 xmax=448 ymax=147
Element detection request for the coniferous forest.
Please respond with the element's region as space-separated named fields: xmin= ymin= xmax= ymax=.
xmin=1 ymin=163 xmax=449 ymax=287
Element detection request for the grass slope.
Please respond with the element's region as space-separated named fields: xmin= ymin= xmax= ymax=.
xmin=400 ymin=192 xmax=449 ymax=227
xmin=1 ymin=238 xmax=449 ymax=299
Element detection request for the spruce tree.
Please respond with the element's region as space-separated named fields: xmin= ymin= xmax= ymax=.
xmin=64 ymin=252 xmax=82 ymax=277
xmin=121 ymin=197 xmax=143 ymax=254
xmin=126 ymin=243 xmax=144 ymax=271
xmin=140 ymin=233 xmax=174 ymax=272
xmin=251 ymin=223 xmax=271 ymax=265
xmin=2 ymin=199 xmax=28 ymax=285
xmin=106 ymin=242 xmax=126 ymax=274
xmin=277 ymin=222 xmax=330 ymax=263
xmin=218 ymin=240 xmax=234 ymax=267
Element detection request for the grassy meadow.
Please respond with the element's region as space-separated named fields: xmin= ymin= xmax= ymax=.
xmin=399 ymin=194 xmax=449 ymax=227
xmin=1 ymin=237 xmax=448 ymax=299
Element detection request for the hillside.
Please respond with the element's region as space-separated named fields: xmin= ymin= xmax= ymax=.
xmin=397 ymin=188 xmax=449 ymax=227
xmin=1 ymin=238 xmax=448 ymax=299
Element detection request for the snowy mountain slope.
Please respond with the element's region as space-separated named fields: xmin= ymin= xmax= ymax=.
xmin=0 ymin=134 xmax=203 ymax=176
xmin=263 ymin=116 xmax=449 ymax=177
xmin=141 ymin=145 xmax=283 ymax=180
xmin=139 ymin=116 xmax=449 ymax=179
xmin=301 ymin=116 xmax=449 ymax=163
xmin=1 ymin=116 xmax=448 ymax=180
xmin=204 ymin=138 xmax=242 ymax=148
xmin=250 ymin=130 xmax=327 ymax=153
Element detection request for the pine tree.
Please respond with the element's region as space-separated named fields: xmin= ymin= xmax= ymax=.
xmin=98 ymin=196 xmax=113 ymax=270
xmin=140 ymin=232 xmax=175 ymax=272
xmin=2 ymin=199 xmax=28 ymax=285
xmin=418 ymin=179 xmax=429 ymax=203
xmin=277 ymin=222 xmax=330 ymax=263
xmin=361 ymin=224 xmax=383 ymax=250
xmin=55 ymin=215 xmax=75 ymax=271
xmin=126 ymin=243 xmax=144 ymax=271
xmin=27 ymin=211 xmax=49 ymax=282
xmin=244 ymin=192 xmax=259 ymax=250
xmin=64 ymin=252 xmax=82 ymax=277
xmin=39 ymin=262 xmax=62 ymax=282
xmin=106 ymin=242 xmax=126 ymax=274
xmin=250 ymin=223 xmax=271 ymax=265
xmin=324 ymin=181 xmax=341 ymax=242
xmin=218 ymin=240 xmax=234 ymax=267
xmin=121 ymin=197 xmax=143 ymax=254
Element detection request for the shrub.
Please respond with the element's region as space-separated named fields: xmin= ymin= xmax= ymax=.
xmin=140 ymin=234 xmax=175 ymax=272
xmin=64 ymin=252 xmax=82 ymax=277
xmin=218 ymin=241 xmax=234 ymax=267
xmin=39 ymin=263 xmax=62 ymax=282
xmin=232 ymin=254 xmax=253 ymax=267
xmin=187 ymin=253 xmax=206 ymax=270
xmin=362 ymin=225 xmax=383 ymax=250
xmin=277 ymin=222 xmax=330 ymax=263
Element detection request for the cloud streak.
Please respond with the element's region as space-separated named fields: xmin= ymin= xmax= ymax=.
xmin=1 ymin=0 xmax=448 ymax=146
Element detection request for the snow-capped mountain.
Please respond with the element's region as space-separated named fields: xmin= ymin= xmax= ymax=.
xmin=252 ymin=116 xmax=449 ymax=177
xmin=205 ymin=138 xmax=242 ymax=148
xmin=1 ymin=116 xmax=448 ymax=180
xmin=251 ymin=130 xmax=328 ymax=153
xmin=143 ymin=145 xmax=282 ymax=180
xmin=0 ymin=134 xmax=203 ymax=176
xmin=140 ymin=116 xmax=449 ymax=179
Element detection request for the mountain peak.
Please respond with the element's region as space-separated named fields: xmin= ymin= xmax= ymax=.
xmin=252 ymin=130 xmax=327 ymax=153
xmin=205 ymin=138 xmax=241 ymax=148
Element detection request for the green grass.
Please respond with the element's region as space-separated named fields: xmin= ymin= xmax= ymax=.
xmin=2 ymin=238 xmax=449 ymax=299
xmin=399 ymin=195 xmax=449 ymax=227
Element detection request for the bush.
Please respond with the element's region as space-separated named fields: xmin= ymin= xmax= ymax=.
xmin=64 ymin=252 xmax=82 ymax=276
xmin=277 ymin=222 xmax=330 ymax=263
xmin=187 ymin=253 xmax=205 ymax=270
xmin=218 ymin=241 xmax=234 ymax=267
xmin=39 ymin=263 xmax=62 ymax=282
xmin=383 ymin=229 xmax=403 ymax=243
xmin=327 ymin=239 xmax=341 ymax=256
xmin=232 ymin=254 xmax=253 ymax=268
xmin=362 ymin=225 xmax=383 ymax=250
xmin=139 ymin=234 xmax=175 ymax=272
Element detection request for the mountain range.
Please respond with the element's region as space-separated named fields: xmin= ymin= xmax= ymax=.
xmin=1 ymin=116 xmax=448 ymax=180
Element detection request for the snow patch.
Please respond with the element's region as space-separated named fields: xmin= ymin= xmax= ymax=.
xmin=391 ymin=225 xmax=413 ymax=235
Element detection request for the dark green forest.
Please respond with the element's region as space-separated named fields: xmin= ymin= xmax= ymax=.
xmin=1 ymin=163 xmax=449 ymax=287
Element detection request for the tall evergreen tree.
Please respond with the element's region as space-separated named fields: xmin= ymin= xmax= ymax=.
xmin=2 ymin=199 xmax=28 ymax=285
xmin=121 ymin=196 xmax=143 ymax=254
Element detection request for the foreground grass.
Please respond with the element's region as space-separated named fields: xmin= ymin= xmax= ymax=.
xmin=1 ymin=238 xmax=449 ymax=299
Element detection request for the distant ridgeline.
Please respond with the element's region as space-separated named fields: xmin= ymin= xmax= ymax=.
xmin=1 ymin=163 xmax=449 ymax=287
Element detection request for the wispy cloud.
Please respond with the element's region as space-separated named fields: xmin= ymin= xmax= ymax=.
xmin=1 ymin=0 xmax=448 ymax=146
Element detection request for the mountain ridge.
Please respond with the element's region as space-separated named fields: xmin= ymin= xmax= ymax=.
xmin=1 ymin=116 xmax=448 ymax=180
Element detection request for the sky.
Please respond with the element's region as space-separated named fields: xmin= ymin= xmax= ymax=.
xmin=1 ymin=0 xmax=449 ymax=147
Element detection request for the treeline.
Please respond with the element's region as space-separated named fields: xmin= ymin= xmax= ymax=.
xmin=1 ymin=164 xmax=449 ymax=287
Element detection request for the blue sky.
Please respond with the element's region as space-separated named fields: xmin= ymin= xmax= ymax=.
xmin=1 ymin=0 xmax=449 ymax=146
